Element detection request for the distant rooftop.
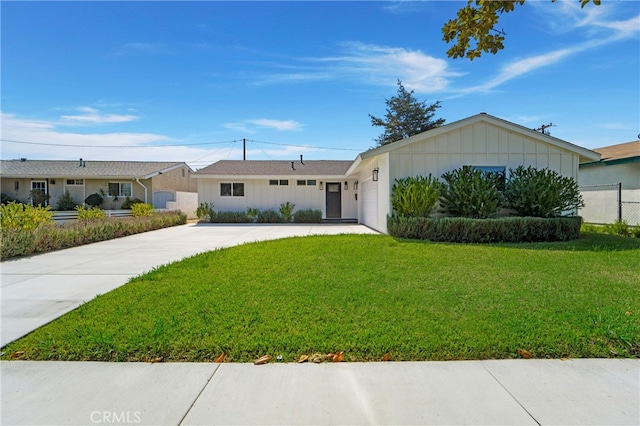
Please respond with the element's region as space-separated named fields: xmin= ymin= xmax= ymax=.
xmin=194 ymin=160 xmax=353 ymax=177
xmin=0 ymin=160 xmax=189 ymax=178
xmin=593 ymin=141 xmax=640 ymax=162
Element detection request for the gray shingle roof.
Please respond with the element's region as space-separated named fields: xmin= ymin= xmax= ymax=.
xmin=194 ymin=160 xmax=353 ymax=176
xmin=0 ymin=160 xmax=187 ymax=179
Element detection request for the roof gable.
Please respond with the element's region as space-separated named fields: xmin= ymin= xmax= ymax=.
xmin=357 ymin=113 xmax=600 ymax=164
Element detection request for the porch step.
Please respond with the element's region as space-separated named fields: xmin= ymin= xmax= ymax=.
xmin=322 ymin=218 xmax=358 ymax=224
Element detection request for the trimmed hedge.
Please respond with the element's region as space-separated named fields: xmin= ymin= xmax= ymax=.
xmin=1 ymin=211 xmax=187 ymax=260
xmin=209 ymin=211 xmax=253 ymax=223
xmin=387 ymin=215 xmax=582 ymax=243
xmin=293 ymin=209 xmax=322 ymax=223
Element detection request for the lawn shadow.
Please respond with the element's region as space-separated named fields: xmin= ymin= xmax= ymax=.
xmin=394 ymin=233 xmax=640 ymax=252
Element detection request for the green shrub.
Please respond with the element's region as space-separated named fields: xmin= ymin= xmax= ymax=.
xmin=76 ymin=205 xmax=106 ymax=220
xmin=246 ymin=207 xmax=259 ymax=221
xmin=1 ymin=211 xmax=187 ymax=260
xmin=257 ymin=209 xmax=284 ymax=223
xmin=387 ymin=215 xmax=582 ymax=243
xmin=293 ymin=209 xmax=322 ymax=223
xmin=0 ymin=202 xmax=53 ymax=231
xmin=196 ymin=203 xmax=214 ymax=222
xmin=121 ymin=196 xmax=144 ymax=209
xmin=29 ymin=189 xmax=50 ymax=207
xmin=391 ymin=174 xmax=441 ymax=217
xmin=85 ymin=193 xmax=103 ymax=208
xmin=504 ymin=166 xmax=584 ymax=217
xmin=55 ymin=190 xmax=78 ymax=211
xmin=131 ymin=203 xmax=154 ymax=217
xmin=279 ymin=202 xmax=295 ymax=222
xmin=1 ymin=193 xmax=17 ymax=205
xmin=209 ymin=211 xmax=252 ymax=223
xmin=440 ymin=167 xmax=502 ymax=218
xmin=603 ymin=220 xmax=631 ymax=237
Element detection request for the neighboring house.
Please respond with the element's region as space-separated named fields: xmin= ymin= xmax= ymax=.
xmin=0 ymin=159 xmax=196 ymax=210
xmin=195 ymin=113 xmax=600 ymax=233
xmin=578 ymin=140 xmax=640 ymax=224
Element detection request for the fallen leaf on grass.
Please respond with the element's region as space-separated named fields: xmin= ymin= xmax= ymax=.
xmin=309 ymin=353 xmax=326 ymax=363
xmin=214 ymin=353 xmax=225 ymax=363
xmin=149 ymin=357 xmax=163 ymax=363
xmin=517 ymin=349 xmax=533 ymax=359
xmin=254 ymin=355 xmax=272 ymax=365
xmin=298 ymin=355 xmax=309 ymax=363
xmin=333 ymin=351 xmax=344 ymax=363
xmin=625 ymin=311 xmax=632 ymax=315
xmin=561 ymin=357 xmax=569 ymax=361
xmin=11 ymin=351 xmax=24 ymax=359
xmin=382 ymin=353 xmax=391 ymax=362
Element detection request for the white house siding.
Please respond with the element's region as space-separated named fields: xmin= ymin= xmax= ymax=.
xmin=361 ymin=179 xmax=377 ymax=229
xmin=198 ymin=178 xmax=358 ymax=219
xmin=388 ymin=122 xmax=580 ymax=184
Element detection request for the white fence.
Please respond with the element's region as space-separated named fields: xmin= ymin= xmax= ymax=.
xmin=579 ymin=183 xmax=640 ymax=225
xmin=51 ymin=210 xmax=133 ymax=224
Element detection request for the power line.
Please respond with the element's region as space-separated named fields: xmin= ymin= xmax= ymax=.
xmin=1 ymin=138 xmax=366 ymax=152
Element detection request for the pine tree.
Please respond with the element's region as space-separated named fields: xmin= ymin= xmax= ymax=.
xmin=369 ymin=80 xmax=445 ymax=147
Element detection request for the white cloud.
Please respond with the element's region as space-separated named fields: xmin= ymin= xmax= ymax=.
xmin=319 ymin=42 xmax=459 ymax=93
xmin=60 ymin=107 xmax=139 ymax=125
xmin=248 ymin=119 xmax=304 ymax=131
xmin=224 ymin=118 xmax=304 ymax=133
xmin=1 ymin=113 xmax=317 ymax=169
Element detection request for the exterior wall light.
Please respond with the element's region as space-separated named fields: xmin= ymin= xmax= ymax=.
xmin=373 ymin=168 xmax=379 ymax=182
xmin=344 ymin=181 xmax=348 ymax=190
xmin=319 ymin=181 xmax=323 ymax=190
xmin=354 ymin=180 xmax=358 ymax=190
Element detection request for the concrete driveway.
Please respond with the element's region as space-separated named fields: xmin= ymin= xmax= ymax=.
xmin=1 ymin=223 xmax=378 ymax=347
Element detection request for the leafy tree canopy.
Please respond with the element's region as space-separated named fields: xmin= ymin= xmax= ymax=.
xmin=442 ymin=0 xmax=600 ymax=60
xmin=369 ymin=80 xmax=445 ymax=147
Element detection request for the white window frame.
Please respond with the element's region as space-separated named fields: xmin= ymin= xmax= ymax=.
xmin=220 ymin=182 xmax=245 ymax=197
xmin=108 ymin=182 xmax=132 ymax=197
xmin=66 ymin=179 xmax=84 ymax=186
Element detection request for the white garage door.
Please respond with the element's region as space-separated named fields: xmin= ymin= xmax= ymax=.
xmin=361 ymin=180 xmax=378 ymax=229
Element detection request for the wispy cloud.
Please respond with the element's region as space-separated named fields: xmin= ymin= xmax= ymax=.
xmin=60 ymin=107 xmax=139 ymax=125
xmin=458 ymin=7 xmax=639 ymax=95
xmin=113 ymin=42 xmax=171 ymax=56
xmin=250 ymin=42 xmax=459 ymax=94
xmin=320 ymin=42 xmax=459 ymax=93
xmin=225 ymin=118 xmax=304 ymax=133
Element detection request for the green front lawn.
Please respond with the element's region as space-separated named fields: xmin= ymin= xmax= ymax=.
xmin=3 ymin=233 xmax=639 ymax=362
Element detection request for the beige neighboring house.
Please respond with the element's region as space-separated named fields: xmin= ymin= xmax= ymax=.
xmin=0 ymin=159 xmax=196 ymax=210
xmin=579 ymin=140 xmax=640 ymax=224
xmin=194 ymin=113 xmax=601 ymax=233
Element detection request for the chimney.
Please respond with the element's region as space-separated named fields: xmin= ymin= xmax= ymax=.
xmin=300 ymin=154 xmax=305 ymax=165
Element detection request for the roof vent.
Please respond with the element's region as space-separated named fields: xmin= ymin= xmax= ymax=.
xmin=20 ymin=158 xmax=27 ymax=162
xmin=291 ymin=161 xmax=296 ymax=171
xmin=79 ymin=158 xmax=86 ymax=167
xmin=300 ymin=154 xmax=305 ymax=165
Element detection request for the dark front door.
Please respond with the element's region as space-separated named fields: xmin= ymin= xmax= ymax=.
xmin=326 ymin=182 xmax=342 ymax=218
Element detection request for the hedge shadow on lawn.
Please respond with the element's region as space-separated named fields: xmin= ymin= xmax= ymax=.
xmin=394 ymin=232 xmax=640 ymax=252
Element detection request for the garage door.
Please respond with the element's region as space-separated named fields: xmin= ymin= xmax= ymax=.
xmin=361 ymin=180 xmax=377 ymax=229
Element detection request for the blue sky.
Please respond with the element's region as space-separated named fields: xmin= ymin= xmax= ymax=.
xmin=1 ymin=1 xmax=638 ymax=169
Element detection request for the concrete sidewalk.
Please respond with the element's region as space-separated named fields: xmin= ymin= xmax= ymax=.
xmin=1 ymin=223 xmax=639 ymax=425
xmin=1 ymin=223 xmax=378 ymax=347
xmin=2 ymin=359 xmax=638 ymax=425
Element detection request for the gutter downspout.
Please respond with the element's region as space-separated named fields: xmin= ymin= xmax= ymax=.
xmin=135 ymin=178 xmax=148 ymax=204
